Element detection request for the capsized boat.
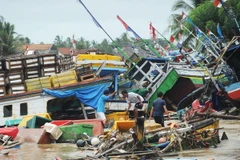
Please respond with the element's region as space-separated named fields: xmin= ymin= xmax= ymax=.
xmin=126 ymin=57 xmax=231 ymax=111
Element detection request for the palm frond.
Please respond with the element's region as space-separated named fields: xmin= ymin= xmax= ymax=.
xmin=172 ymin=0 xmax=194 ymax=12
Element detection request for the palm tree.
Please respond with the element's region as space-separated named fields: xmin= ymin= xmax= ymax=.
xmin=169 ymin=0 xmax=211 ymax=47
xmin=65 ymin=37 xmax=72 ymax=48
xmin=91 ymin=40 xmax=98 ymax=48
xmin=172 ymin=0 xmax=208 ymax=12
xmin=98 ymin=39 xmax=113 ymax=53
xmin=19 ymin=37 xmax=31 ymax=45
xmin=85 ymin=40 xmax=91 ymax=49
xmin=54 ymin=35 xmax=65 ymax=47
xmin=0 ymin=18 xmax=22 ymax=56
xmin=77 ymin=37 xmax=86 ymax=49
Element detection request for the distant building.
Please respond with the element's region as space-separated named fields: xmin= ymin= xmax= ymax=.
xmin=58 ymin=48 xmax=80 ymax=62
xmin=20 ymin=44 xmax=58 ymax=55
xmin=78 ymin=48 xmax=100 ymax=54
xmin=58 ymin=48 xmax=100 ymax=62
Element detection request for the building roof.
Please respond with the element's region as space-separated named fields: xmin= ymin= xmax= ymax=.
xmin=58 ymin=48 xmax=80 ymax=56
xmin=78 ymin=48 xmax=100 ymax=54
xmin=58 ymin=48 xmax=100 ymax=56
xmin=26 ymin=44 xmax=53 ymax=50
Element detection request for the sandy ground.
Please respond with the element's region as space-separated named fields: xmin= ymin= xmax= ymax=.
xmin=0 ymin=120 xmax=240 ymax=160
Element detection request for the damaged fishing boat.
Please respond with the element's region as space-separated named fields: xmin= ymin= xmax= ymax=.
xmin=0 ymin=53 xmax=116 ymax=127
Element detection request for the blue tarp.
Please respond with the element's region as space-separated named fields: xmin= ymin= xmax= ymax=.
xmin=43 ymin=82 xmax=111 ymax=109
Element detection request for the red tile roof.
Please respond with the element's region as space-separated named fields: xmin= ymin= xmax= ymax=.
xmin=58 ymin=48 xmax=100 ymax=56
xmin=25 ymin=44 xmax=53 ymax=51
xmin=58 ymin=48 xmax=80 ymax=56
xmin=78 ymin=48 xmax=100 ymax=54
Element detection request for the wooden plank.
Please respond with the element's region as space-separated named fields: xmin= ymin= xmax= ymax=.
xmin=8 ymin=84 xmax=26 ymax=95
xmin=0 ymin=86 xmax=6 ymax=96
xmin=6 ymin=72 xmax=24 ymax=85
xmin=24 ymin=67 xmax=41 ymax=79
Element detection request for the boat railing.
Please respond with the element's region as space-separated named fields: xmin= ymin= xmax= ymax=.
xmin=76 ymin=60 xmax=126 ymax=66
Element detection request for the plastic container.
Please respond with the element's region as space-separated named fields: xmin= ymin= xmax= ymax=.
xmin=106 ymin=112 xmax=129 ymax=121
xmin=57 ymin=124 xmax=93 ymax=143
xmin=44 ymin=123 xmax=62 ymax=140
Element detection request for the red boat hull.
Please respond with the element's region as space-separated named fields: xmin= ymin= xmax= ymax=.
xmin=228 ymin=88 xmax=240 ymax=101
xmin=0 ymin=127 xmax=18 ymax=139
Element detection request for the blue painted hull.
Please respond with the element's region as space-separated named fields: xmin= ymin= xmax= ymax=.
xmin=119 ymin=81 xmax=132 ymax=88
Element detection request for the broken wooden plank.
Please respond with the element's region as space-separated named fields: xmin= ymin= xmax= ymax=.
xmin=196 ymin=113 xmax=240 ymax=120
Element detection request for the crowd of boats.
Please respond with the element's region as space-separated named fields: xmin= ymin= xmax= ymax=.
xmin=0 ymin=35 xmax=240 ymax=159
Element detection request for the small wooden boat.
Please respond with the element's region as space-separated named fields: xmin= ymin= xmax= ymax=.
xmin=76 ymin=54 xmax=128 ymax=77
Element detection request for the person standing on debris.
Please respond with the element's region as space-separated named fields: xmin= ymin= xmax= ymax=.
xmin=97 ymin=90 xmax=117 ymax=126
xmin=149 ymin=92 xmax=170 ymax=127
xmin=121 ymin=90 xmax=144 ymax=119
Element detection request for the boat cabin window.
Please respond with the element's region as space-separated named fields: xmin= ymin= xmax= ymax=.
xmin=20 ymin=103 xmax=28 ymax=116
xmin=3 ymin=105 xmax=12 ymax=117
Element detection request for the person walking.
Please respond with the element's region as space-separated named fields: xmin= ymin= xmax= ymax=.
xmin=149 ymin=91 xmax=170 ymax=127
xmin=96 ymin=90 xmax=116 ymax=126
xmin=121 ymin=90 xmax=144 ymax=119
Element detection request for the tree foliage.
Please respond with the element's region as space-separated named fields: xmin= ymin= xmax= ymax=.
xmin=53 ymin=32 xmax=167 ymax=54
xmin=169 ymin=0 xmax=240 ymax=48
xmin=0 ymin=16 xmax=25 ymax=56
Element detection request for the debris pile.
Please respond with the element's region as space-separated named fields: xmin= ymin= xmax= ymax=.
xmin=73 ymin=116 xmax=222 ymax=159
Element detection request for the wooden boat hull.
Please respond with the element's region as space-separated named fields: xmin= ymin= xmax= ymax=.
xmin=0 ymin=127 xmax=18 ymax=139
xmin=226 ymin=85 xmax=240 ymax=101
xmin=15 ymin=128 xmax=52 ymax=144
xmin=0 ymin=76 xmax=112 ymax=127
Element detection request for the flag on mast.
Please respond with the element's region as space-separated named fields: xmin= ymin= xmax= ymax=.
xmin=214 ymin=0 xmax=222 ymax=8
xmin=72 ymin=35 xmax=76 ymax=50
xmin=217 ymin=23 xmax=224 ymax=38
xmin=149 ymin=22 xmax=156 ymax=41
xmin=117 ymin=15 xmax=141 ymax=40
xmin=24 ymin=44 xmax=29 ymax=55
xmin=78 ymin=0 xmax=103 ymax=29
xmin=207 ymin=29 xmax=214 ymax=35
xmin=170 ymin=35 xmax=175 ymax=43
xmin=181 ymin=12 xmax=187 ymax=19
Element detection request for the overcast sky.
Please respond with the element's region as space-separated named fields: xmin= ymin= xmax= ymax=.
xmin=1 ymin=0 xmax=181 ymax=44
